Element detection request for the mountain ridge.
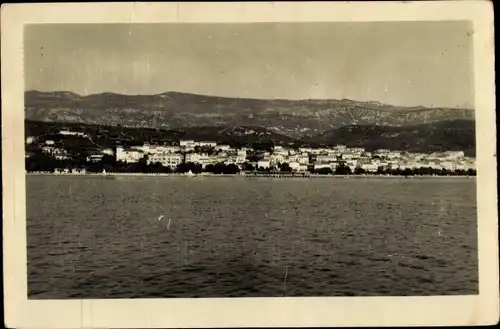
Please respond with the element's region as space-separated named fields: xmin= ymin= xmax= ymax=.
xmin=25 ymin=90 xmax=473 ymax=110
xmin=25 ymin=90 xmax=475 ymax=138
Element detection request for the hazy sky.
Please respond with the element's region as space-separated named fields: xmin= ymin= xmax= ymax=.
xmin=24 ymin=22 xmax=473 ymax=108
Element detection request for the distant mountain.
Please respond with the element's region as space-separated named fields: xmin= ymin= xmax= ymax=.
xmin=25 ymin=119 xmax=475 ymax=156
xmin=306 ymin=120 xmax=475 ymax=156
xmin=25 ymin=91 xmax=475 ymax=138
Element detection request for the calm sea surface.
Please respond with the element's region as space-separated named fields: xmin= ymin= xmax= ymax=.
xmin=27 ymin=176 xmax=478 ymax=298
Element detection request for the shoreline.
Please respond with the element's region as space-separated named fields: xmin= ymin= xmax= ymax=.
xmin=25 ymin=172 xmax=476 ymax=179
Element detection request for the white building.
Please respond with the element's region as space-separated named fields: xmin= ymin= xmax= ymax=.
xmin=41 ymin=146 xmax=55 ymax=154
xmin=200 ymin=154 xmax=218 ymax=168
xmin=273 ymin=147 xmax=289 ymax=156
xmin=102 ymin=148 xmax=114 ymax=156
xmin=443 ymin=151 xmax=465 ymax=160
xmin=361 ymin=164 xmax=378 ymax=172
xmin=316 ymin=154 xmax=337 ymax=164
xmin=299 ymin=147 xmax=313 ymax=154
xmin=289 ymin=162 xmax=301 ymax=171
xmin=158 ymin=145 xmax=181 ymax=154
xmin=59 ymin=130 xmax=86 ymax=137
xmin=223 ymin=157 xmax=238 ymax=165
xmin=309 ymin=148 xmax=330 ymax=155
xmin=185 ymin=153 xmax=219 ymax=168
xmin=148 ymin=153 xmax=183 ymax=167
xmin=350 ymin=148 xmax=365 ymax=154
xmin=314 ymin=163 xmax=333 ymax=170
xmin=116 ymin=147 xmax=144 ymax=163
xmin=375 ymin=149 xmax=391 ymax=155
xmin=345 ymin=159 xmax=359 ymax=167
xmin=274 ymin=146 xmax=284 ymax=152
xmin=298 ymin=155 xmax=309 ymax=165
xmin=216 ymin=144 xmax=231 ymax=151
xmin=26 ymin=136 xmax=36 ymax=144
xmin=87 ymin=154 xmax=104 ymax=163
xmin=185 ymin=153 xmax=200 ymax=163
xmin=386 ymin=151 xmax=402 ymax=159
xmin=54 ymin=168 xmax=70 ymax=174
xmin=180 ymin=140 xmax=196 ymax=147
xmin=270 ymin=154 xmax=285 ymax=165
xmin=198 ymin=141 xmax=217 ymax=147
xmin=236 ymin=150 xmax=247 ymax=164
xmin=441 ymin=161 xmax=458 ymax=171
xmin=341 ymin=153 xmax=354 ymax=160
xmin=54 ymin=152 xmax=70 ymax=161
xmin=465 ymin=162 xmax=476 ymax=170
xmin=45 ymin=140 xmax=55 ymax=145
xmin=257 ymin=159 xmax=270 ymax=169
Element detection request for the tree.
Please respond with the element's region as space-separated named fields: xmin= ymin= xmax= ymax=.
xmin=242 ymin=162 xmax=255 ymax=171
xmin=149 ymin=161 xmax=164 ymax=173
xmin=137 ymin=157 xmax=148 ymax=172
xmin=188 ymin=162 xmax=203 ymax=174
xmin=175 ymin=162 xmax=202 ymax=173
xmin=392 ymin=168 xmax=403 ymax=176
xmin=101 ymin=154 xmax=116 ymax=166
xmin=26 ymin=152 xmax=57 ymax=172
xmin=402 ymin=168 xmax=412 ymax=176
xmin=335 ymin=164 xmax=352 ymax=175
xmin=204 ymin=164 xmax=215 ymax=173
xmin=316 ymin=167 xmax=333 ymax=175
xmin=205 ymin=147 xmax=216 ymax=156
xmin=224 ymin=164 xmax=240 ymax=174
xmin=354 ymin=167 xmax=366 ymax=175
xmin=467 ymin=168 xmax=476 ymax=176
xmin=213 ymin=163 xmax=227 ymax=174
xmin=280 ymin=163 xmax=292 ymax=172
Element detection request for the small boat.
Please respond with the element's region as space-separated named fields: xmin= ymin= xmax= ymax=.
xmin=185 ymin=170 xmax=196 ymax=177
xmin=102 ymin=169 xmax=115 ymax=179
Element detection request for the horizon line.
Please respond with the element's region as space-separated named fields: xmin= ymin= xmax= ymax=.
xmin=24 ymin=89 xmax=474 ymax=111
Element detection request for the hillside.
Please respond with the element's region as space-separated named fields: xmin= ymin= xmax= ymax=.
xmin=307 ymin=120 xmax=476 ymax=156
xmin=25 ymin=119 xmax=475 ymax=156
xmin=24 ymin=120 xmax=297 ymax=148
xmin=25 ymin=91 xmax=475 ymax=138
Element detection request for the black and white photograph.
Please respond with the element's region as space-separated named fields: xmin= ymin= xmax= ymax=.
xmin=2 ymin=2 xmax=498 ymax=328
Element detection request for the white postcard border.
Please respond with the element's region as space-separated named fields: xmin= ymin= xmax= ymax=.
xmin=2 ymin=2 xmax=498 ymax=328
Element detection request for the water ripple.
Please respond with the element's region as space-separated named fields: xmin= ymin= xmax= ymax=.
xmin=27 ymin=176 xmax=478 ymax=298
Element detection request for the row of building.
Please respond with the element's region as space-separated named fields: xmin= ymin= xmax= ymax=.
xmin=27 ymin=129 xmax=476 ymax=172
xmin=115 ymin=143 xmax=245 ymax=168
xmin=113 ymin=141 xmax=476 ymax=172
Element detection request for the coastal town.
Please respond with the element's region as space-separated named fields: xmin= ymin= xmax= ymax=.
xmin=25 ymin=128 xmax=477 ymax=176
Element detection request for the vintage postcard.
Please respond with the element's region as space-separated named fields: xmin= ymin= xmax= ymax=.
xmin=2 ymin=1 xmax=498 ymax=328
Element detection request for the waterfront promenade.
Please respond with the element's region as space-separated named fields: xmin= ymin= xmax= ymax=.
xmin=26 ymin=171 xmax=475 ymax=178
